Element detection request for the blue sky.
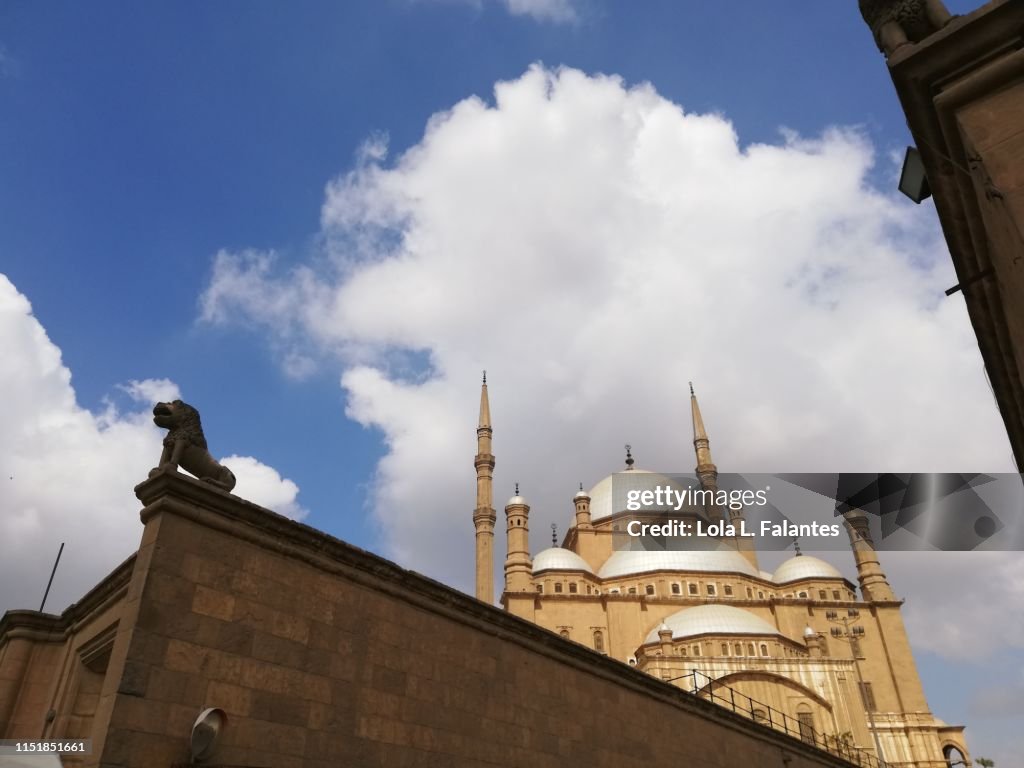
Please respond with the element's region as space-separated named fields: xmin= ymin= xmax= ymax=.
xmin=2 ymin=1 xmax=1019 ymax=763
xmin=1 ymin=0 xmax=986 ymax=541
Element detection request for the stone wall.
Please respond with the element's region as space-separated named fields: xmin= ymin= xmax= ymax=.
xmin=84 ymin=471 xmax=858 ymax=768
xmin=882 ymin=0 xmax=1024 ymax=467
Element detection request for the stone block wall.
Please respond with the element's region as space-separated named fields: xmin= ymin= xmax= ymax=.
xmin=81 ymin=471 xmax=859 ymax=768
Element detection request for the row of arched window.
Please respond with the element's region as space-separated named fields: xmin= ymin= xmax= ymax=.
xmin=720 ymin=641 xmax=770 ymax=657
xmin=536 ymin=579 xmax=853 ymax=602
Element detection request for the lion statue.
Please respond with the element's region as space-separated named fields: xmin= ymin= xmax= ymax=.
xmin=859 ymin=0 xmax=953 ymax=57
xmin=148 ymin=400 xmax=236 ymax=492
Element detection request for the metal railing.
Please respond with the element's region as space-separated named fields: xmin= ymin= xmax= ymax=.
xmin=669 ymin=669 xmax=881 ymax=768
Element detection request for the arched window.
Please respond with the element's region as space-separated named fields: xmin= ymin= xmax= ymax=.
xmin=757 ymin=591 xmax=764 ymax=599
xmin=586 ymin=584 xmax=592 ymax=594
xmin=796 ymin=704 xmax=815 ymax=745
xmin=706 ymin=584 xmax=717 ymax=596
xmin=747 ymin=642 xmax=755 ymax=656
xmin=628 ymin=587 xmax=637 ymax=595
xmin=593 ymin=630 xmax=604 ymax=652
xmin=818 ymin=590 xmax=827 ymax=600
xmin=536 ymin=584 xmax=543 ymax=593
xmin=798 ymin=591 xmax=808 ymax=599
xmin=688 ymin=583 xmax=699 ymax=595
xmin=671 ymin=583 xmax=681 ymax=595
xmin=645 ymin=584 xmax=655 ymax=595
xmin=554 ymin=582 xmax=563 ymax=593
xmin=559 ymin=629 xmax=570 ymax=639
xmin=752 ymin=708 xmax=768 ymax=725
xmin=569 ymin=582 xmax=578 ymax=594
xmin=760 ymin=643 xmax=768 ymax=656
xmin=692 ymin=645 xmax=701 ymax=656
xmin=746 ymin=586 xmax=753 ymax=599
xmin=724 ymin=585 xmax=734 ymax=596
xmin=734 ymin=643 xmax=743 ymax=656
xmin=721 ymin=643 xmax=729 ymax=656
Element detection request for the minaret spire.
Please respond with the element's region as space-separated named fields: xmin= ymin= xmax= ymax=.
xmin=690 ymin=383 xmax=717 ymax=492
xmin=473 ymin=372 xmax=497 ymax=603
xmin=479 ymin=370 xmax=491 ymax=427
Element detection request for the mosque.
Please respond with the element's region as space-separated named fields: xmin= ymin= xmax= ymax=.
xmin=471 ymin=377 xmax=970 ymax=768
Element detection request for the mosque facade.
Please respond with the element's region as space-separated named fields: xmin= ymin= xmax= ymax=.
xmin=472 ymin=378 xmax=970 ymax=768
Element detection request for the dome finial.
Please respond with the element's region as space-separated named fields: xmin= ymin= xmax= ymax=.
xmin=579 ymin=482 xmax=584 ymax=491
xmin=689 ymin=380 xmax=695 ymax=396
xmin=793 ymin=536 xmax=803 ymax=556
xmin=514 ymin=481 xmax=519 ymax=496
xmin=482 ymin=369 xmax=487 ymax=384
xmin=551 ymin=523 xmax=558 ymax=546
xmin=625 ymin=444 xmax=635 ymax=469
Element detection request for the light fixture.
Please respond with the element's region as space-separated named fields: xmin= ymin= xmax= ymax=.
xmin=898 ymin=146 xmax=931 ymax=204
xmin=190 ymin=707 xmax=228 ymax=763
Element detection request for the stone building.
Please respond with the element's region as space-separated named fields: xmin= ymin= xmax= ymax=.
xmin=858 ymin=0 xmax=1024 ymax=469
xmin=473 ymin=379 xmax=970 ymax=767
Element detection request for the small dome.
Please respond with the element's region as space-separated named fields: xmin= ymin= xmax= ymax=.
xmin=803 ymin=625 xmax=817 ymax=638
xmin=598 ymin=548 xmax=760 ymax=579
xmin=532 ymin=547 xmax=594 ymax=574
xmin=644 ymin=605 xmax=781 ymax=644
xmin=574 ymin=488 xmax=590 ymax=500
xmin=507 ymin=495 xmax=527 ymax=506
xmin=773 ymin=555 xmax=844 ymax=584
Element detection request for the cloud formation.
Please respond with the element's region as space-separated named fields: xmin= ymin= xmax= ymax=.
xmin=0 ymin=274 xmax=305 ymax=614
xmin=420 ymin=0 xmax=579 ymax=24
xmin=502 ymin=0 xmax=577 ymax=23
xmin=200 ymin=65 xmax=1015 ymax=651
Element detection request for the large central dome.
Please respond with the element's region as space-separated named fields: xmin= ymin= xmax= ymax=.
xmin=586 ymin=469 xmax=709 ymax=522
xmin=587 ymin=469 xmax=655 ymax=521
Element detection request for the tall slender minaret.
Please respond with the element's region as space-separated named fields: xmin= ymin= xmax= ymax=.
xmin=691 ymin=383 xmax=757 ymax=566
xmin=473 ymin=372 xmax=497 ymax=603
xmin=843 ymin=509 xmax=895 ymax=601
xmin=690 ymin=382 xmax=717 ymax=492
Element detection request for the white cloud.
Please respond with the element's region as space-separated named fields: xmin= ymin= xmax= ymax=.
xmin=503 ymin=0 xmax=577 ymax=23
xmin=118 ymin=378 xmax=181 ymax=404
xmin=200 ymin=65 xmax=1015 ymax=653
xmin=0 ymin=273 xmax=305 ymax=614
xmin=416 ymin=0 xmax=579 ymax=24
xmin=886 ymin=551 xmax=1024 ymax=658
xmin=221 ymin=456 xmax=307 ymax=521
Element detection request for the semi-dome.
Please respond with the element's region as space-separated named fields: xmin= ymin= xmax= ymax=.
xmin=532 ymin=547 xmax=594 ymax=574
xmin=598 ymin=548 xmax=759 ymax=579
xmin=773 ymin=555 xmax=844 ymax=584
xmin=644 ymin=605 xmax=782 ymax=643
